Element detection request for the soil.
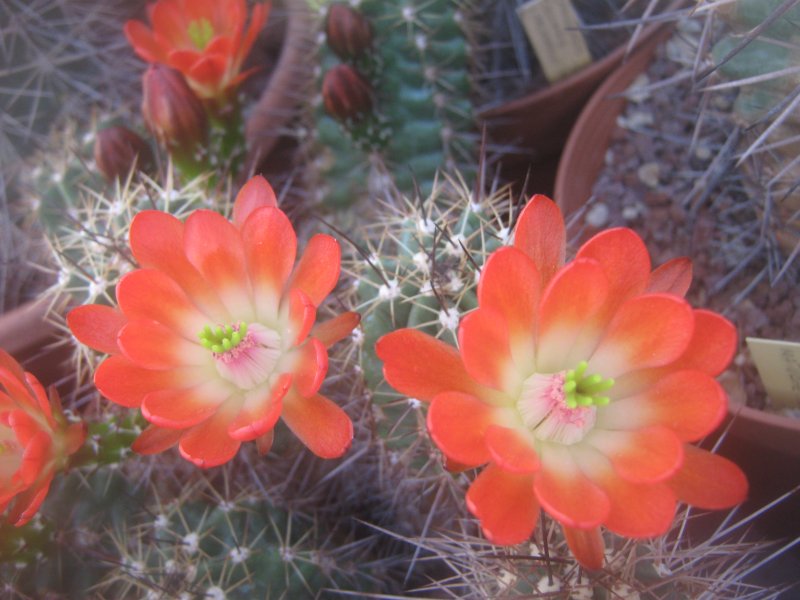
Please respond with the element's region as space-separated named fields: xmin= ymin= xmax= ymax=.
xmin=585 ymin=35 xmax=799 ymax=415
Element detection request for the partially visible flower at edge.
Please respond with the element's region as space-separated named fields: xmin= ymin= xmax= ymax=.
xmin=68 ymin=175 xmax=357 ymax=468
xmin=376 ymin=195 xmax=748 ymax=569
xmin=0 ymin=350 xmax=86 ymax=526
xmin=124 ymin=0 xmax=269 ymax=101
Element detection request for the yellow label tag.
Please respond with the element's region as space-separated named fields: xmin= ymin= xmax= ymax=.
xmin=516 ymin=0 xmax=593 ymax=83
xmin=746 ymin=337 xmax=800 ymax=409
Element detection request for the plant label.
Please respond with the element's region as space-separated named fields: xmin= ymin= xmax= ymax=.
xmin=746 ymin=337 xmax=800 ymax=409
xmin=516 ymin=0 xmax=592 ymax=83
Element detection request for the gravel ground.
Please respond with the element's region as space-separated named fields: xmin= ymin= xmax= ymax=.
xmin=585 ymin=38 xmax=799 ymax=415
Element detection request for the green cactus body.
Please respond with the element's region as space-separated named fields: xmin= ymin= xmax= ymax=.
xmin=347 ymin=174 xmax=512 ymax=447
xmin=100 ymin=490 xmax=379 ymax=599
xmin=313 ymin=1 xmax=476 ymax=208
xmin=0 ymin=466 xmax=145 ymax=598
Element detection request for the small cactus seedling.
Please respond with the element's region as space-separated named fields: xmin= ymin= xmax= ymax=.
xmin=98 ymin=478 xmax=388 ymax=599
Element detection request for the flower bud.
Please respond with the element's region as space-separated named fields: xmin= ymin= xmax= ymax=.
xmin=322 ymin=64 xmax=373 ymax=122
xmin=94 ymin=126 xmax=154 ymax=181
xmin=141 ymin=65 xmax=207 ymax=156
xmin=326 ymin=3 xmax=373 ymax=60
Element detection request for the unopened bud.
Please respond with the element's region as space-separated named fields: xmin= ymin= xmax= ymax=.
xmin=322 ymin=64 xmax=373 ymax=122
xmin=326 ymin=3 xmax=373 ymax=60
xmin=94 ymin=126 xmax=154 ymax=181
xmin=141 ymin=65 xmax=207 ymax=156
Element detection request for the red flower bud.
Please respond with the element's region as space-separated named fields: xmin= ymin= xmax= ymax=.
xmin=141 ymin=65 xmax=207 ymax=156
xmin=326 ymin=3 xmax=373 ymax=60
xmin=322 ymin=64 xmax=373 ymax=122
xmin=94 ymin=126 xmax=154 ymax=181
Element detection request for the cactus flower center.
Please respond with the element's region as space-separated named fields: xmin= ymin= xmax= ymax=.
xmin=187 ymin=18 xmax=215 ymax=50
xmin=199 ymin=322 xmax=283 ymax=390
xmin=516 ymin=362 xmax=614 ymax=445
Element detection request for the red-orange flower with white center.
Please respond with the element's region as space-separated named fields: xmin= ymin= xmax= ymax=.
xmin=377 ymin=195 xmax=748 ymax=569
xmin=124 ymin=0 xmax=269 ymax=100
xmin=68 ymin=176 xmax=357 ymax=468
xmin=0 ymin=350 xmax=86 ymax=526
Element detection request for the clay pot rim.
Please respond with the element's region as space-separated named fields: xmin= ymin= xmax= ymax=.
xmin=553 ymin=23 xmax=800 ymax=446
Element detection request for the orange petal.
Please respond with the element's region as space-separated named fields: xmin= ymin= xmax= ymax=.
xmin=228 ymin=374 xmax=290 ymax=441
xmin=534 ymin=444 xmax=609 ymax=529
xmin=131 ymin=424 xmax=183 ymax=455
xmin=536 ymin=258 xmax=608 ymax=372
xmin=239 ymin=2 xmax=268 ymax=62
xmin=286 ymin=288 xmax=316 ymax=346
xmin=123 ymin=20 xmax=166 ymax=62
xmin=67 ymin=304 xmax=127 ymax=355
xmin=670 ymin=310 xmax=736 ymax=376
xmin=141 ymin=383 xmax=230 ymax=429
xmin=241 ymin=206 xmax=296 ymax=308
xmin=184 ymin=209 xmax=253 ymax=318
xmin=187 ymin=54 xmax=228 ymax=93
xmin=255 ymin=429 xmax=274 ymax=455
xmin=589 ymin=294 xmax=694 ymax=378
xmin=600 ymin=475 xmax=676 ymax=538
xmin=117 ymin=269 xmax=208 ymax=338
xmin=486 ymin=425 xmax=540 ymax=474
xmin=293 ymin=339 xmax=328 ymax=398
xmin=8 ymin=476 xmax=53 ymax=527
xmin=598 ymin=370 xmax=727 ymax=442
xmin=311 ymin=312 xmax=360 ymax=348
xmin=0 ymin=349 xmax=26 ymax=390
xmin=427 ymin=391 xmax=493 ymax=467
xmin=576 ymin=228 xmax=650 ymax=311
xmin=8 ymin=409 xmax=44 ymax=447
xmin=466 ymin=463 xmax=538 ymax=545
xmin=166 ymin=48 xmax=202 ymax=74
xmin=289 ymin=234 xmax=341 ymax=306
xmin=513 ymin=195 xmax=565 ymax=286
xmin=646 ymin=257 xmax=692 ymax=296
xmin=151 ymin=0 xmax=191 ymax=45
xmin=478 ymin=247 xmax=540 ymax=347
xmin=376 ymin=329 xmax=495 ymax=402
xmin=118 ymin=319 xmax=208 ymax=369
xmin=667 ymin=445 xmax=748 ymax=509
xmin=18 ymin=430 xmax=50 ymax=486
xmin=95 ymin=355 xmax=194 ymax=408
xmin=562 ymin=526 xmax=604 ymax=571
xmin=24 ymin=373 xmax=53 ymax=421
xmin=233 ymin=175 xmax=278 ymax=227
xmin=586 ymin=426 xmax=683 ymax=484
xmin=458 ymin=307 xmax=514 ymax=390
xmin=281 ymin=389 xmax=352 ymax=459
xmin=179 ymin=407 xmax=242 ymax=468
xmin=129 ymin=210 xmax=229 ymax=320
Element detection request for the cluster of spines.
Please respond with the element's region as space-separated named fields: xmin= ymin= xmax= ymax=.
xmin=341 ymin=171 xmax=513 ymax=456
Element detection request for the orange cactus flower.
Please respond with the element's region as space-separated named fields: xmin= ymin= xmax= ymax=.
xmin=0 ymin=350 xmax=86 ymax=526
xmin=68 ymin=176 xmax=357 ymax=468
xmin=124 ymin=0 xmax=269 ymax=100
xmin=376 ymin=195 xmax=747 ymax=570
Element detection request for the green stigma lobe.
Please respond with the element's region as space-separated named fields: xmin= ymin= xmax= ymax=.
xmin=564 ymin=361 xmax=614 ymax=409
xmin=187 ymin=18 xmax=215 ymax=50
xmin=199 ymin=322 xmax=248 ymax=354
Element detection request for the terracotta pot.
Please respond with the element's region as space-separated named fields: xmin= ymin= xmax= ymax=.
xmin=554 ymin=23 xmax=800 ymax=530
xmin=478 ymin=23 xmax=668 ymax=196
